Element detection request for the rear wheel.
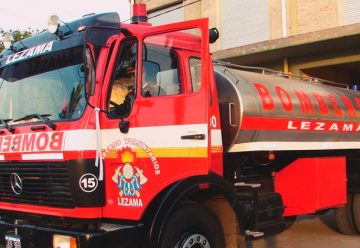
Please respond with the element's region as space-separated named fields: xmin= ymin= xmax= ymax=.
xmin=334 ymin=193 xmax=357 ymax=235
xmin=159 ymin=201 xmax=225 ymax=248
xmin=351 ymin=192 xmax=360 ymax=233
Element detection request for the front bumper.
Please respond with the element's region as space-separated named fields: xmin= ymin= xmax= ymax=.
xmin=0 ymin=220 xmax=144 ymax=248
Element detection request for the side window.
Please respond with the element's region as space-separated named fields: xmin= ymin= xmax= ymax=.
xmin=142 ymin=39 xmax=181 ymax=97
xmin=189 ymin=57 xmax=201 ymax=92
xmin=108 ymin=39 xmax=137 ymax=117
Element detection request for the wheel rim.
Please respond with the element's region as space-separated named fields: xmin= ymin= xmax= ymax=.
xmin=179 ymin=234 xmax=210 ymax=248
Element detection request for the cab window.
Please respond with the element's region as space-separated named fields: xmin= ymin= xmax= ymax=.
xmin=189 ymin=57 xmax=201 ymax=92
xmin=108 ymin=39 xmax=137 ymax=117
xmin=142 ymin=37 xmax=181 ymax=97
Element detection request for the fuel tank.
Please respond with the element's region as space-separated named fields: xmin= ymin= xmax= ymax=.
xmin=214 ymin=65 xmax=360 ymax=152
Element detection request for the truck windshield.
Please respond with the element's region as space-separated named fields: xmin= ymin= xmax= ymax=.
xmin=0 ymin=46 xmax=86 ymax=122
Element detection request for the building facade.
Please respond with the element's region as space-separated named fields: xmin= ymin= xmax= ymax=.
xmin=139 ymin=0 xmax=360 ymax=87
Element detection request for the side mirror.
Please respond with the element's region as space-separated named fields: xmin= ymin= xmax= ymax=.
xmin=209 ymin=28 xmax=219 ymax=44
xmin=85 ymin=48 xmax=96 ymax=96
xmin=119 ymin=120 xmax=129 ymax=133
xmin=83 ymin=27 xmax=124 ymax=97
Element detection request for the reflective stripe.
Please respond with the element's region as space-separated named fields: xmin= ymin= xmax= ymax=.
xmin=64 ymin=124 xmax=208 ymax=151
xmin=22 ymin=153 xmax=64 ymax=160
xmin=230 ymin=141 xmax=360 ymax=152
xmin=211 ymin=129 xmax=222 ymax=146
xmin=103 ymin=147 xmax=208 ymax=158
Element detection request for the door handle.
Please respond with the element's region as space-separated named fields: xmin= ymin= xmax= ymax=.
xmin=181 ymin=134 xmax=206 ymax=140
xmin=229 ymin=102 xmax=236 ymax=127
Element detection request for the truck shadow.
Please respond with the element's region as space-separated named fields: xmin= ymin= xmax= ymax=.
xmin=243 ymin=211 xmax=339 ymax=248
xmin=318 ymin=210 xmax=339 ymax=232
xmin=245 ymin=238 xmax=277 ymax=248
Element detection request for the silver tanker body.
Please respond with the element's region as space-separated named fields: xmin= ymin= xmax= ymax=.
xmin=215 ymin=65 xmax=360 ymax=153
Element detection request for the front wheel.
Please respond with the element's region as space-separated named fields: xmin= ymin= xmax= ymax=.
xmin=159 ymin=201 xmax=225 ymax=248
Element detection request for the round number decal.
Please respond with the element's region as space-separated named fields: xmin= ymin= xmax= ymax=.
xmin=79 ymin=173 xmax=98 ymax=193
xmin=211 ymin=116 xmax=217 ymax=128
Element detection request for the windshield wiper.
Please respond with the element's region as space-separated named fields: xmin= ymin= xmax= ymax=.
xmin=0 ymin=118 xmax=15 ymax=133
xmin=13 ymin=113 xmax=57 ymax=130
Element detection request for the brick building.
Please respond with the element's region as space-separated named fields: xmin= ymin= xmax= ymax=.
xmin=138 ymin=0 xmax=360 ymax=87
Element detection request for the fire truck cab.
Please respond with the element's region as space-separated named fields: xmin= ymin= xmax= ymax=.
xmin=0 ymin=5 xmax=237 ymax=248
xmin=1 ymin=3 xmax=360 ymax=248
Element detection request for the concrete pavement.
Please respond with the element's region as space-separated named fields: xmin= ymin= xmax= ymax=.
xmin=247 ymin=211 xmax=360 ymax=248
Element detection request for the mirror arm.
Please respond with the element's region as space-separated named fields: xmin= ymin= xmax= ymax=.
xmin=84 ymin=90 xmax=109 ymax=115
xmin=84 ymin=91 xmax=129 ymax=129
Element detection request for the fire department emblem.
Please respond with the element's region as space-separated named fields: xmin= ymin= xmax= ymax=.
xmin=112 ymin=148 xmax=147 ymax=198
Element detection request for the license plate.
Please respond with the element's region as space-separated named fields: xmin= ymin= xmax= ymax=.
xmin=5 ymin=234 xmax=21 ymax=248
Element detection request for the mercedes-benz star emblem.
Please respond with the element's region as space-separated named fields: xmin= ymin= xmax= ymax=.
xmin=10 ymin=173 xmax=23 ymax=195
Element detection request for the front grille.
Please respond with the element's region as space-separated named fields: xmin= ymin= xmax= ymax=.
xmin=0 ymin=162 xmax=74 ymax=208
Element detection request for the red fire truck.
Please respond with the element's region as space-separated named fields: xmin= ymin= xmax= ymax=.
xmin=0 ymin=3 xmax=359 ymax=248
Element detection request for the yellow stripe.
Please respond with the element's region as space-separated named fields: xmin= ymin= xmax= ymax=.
xmin=103 ymin=147 xmax=208 ymax=158
xmin=211 ymin=146 xmax=223 ymax=153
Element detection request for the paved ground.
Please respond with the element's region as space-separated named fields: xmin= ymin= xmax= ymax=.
xmin=247 ymin=211 xmax=360 ymax=248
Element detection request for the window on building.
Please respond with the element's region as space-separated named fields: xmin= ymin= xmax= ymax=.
xmin=221 ymin=0 xmax=270 ymax=49
xmin=343 ymin=0 xmax=360 ymax=25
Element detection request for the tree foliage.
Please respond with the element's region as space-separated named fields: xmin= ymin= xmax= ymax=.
xmin=0 ymin=28 xmax=36 ymax=52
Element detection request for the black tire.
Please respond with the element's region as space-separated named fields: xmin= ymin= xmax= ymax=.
xmin=334 ymin=193 xmax=357 ymax=235
xmin=159 ymin=201 xmax=225 ymax=248
xmin=352 ymin=192 xmax=360 ymax=233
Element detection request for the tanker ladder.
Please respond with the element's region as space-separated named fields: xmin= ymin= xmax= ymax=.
xmin=234 ymin=182 xmax=286 ymax=238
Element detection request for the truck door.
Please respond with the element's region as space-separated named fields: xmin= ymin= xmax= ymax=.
xmin=102 ymin=19 xmax=210 ymax=220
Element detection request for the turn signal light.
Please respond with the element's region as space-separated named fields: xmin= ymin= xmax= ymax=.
xmin=53 ymin=234 xmax=77 ymax=248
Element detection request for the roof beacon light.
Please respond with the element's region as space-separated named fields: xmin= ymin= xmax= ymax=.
xmin=131 ymin=4 xmax=148 ymax=24
xmin=48 ymin=15 xmax=60 ymax=34
xmin=2 ymin=32 xmax=14 ymax=50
